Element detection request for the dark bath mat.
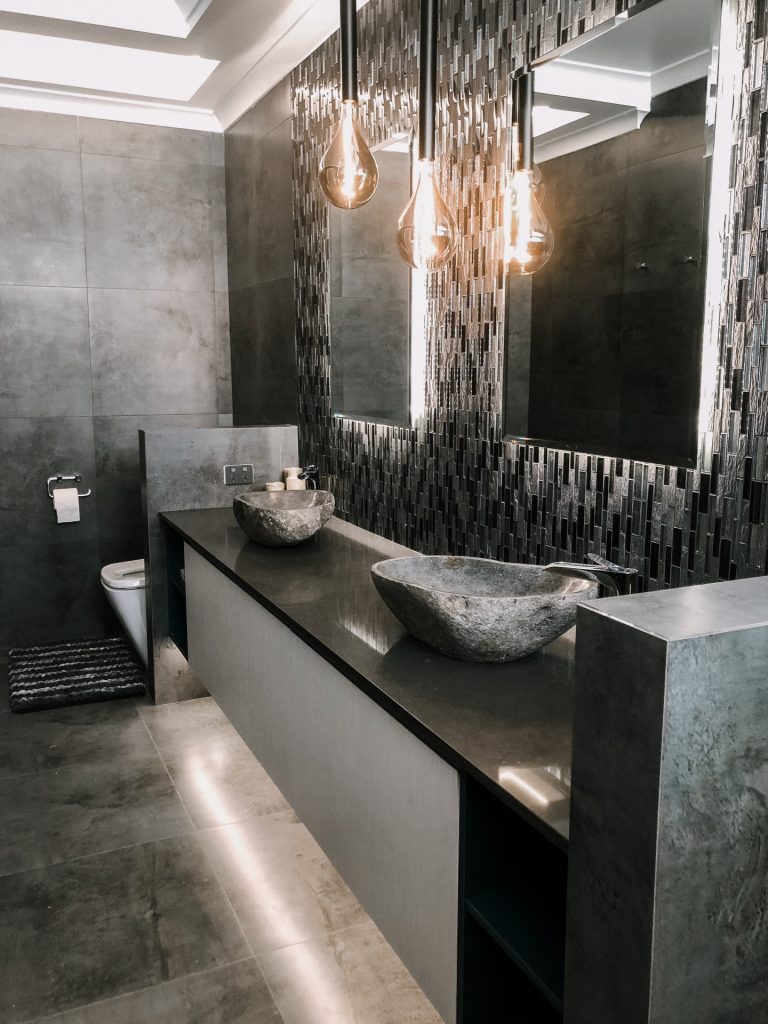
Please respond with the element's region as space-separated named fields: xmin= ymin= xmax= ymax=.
xmin=8 ymin=636 xmax=145 ymax=713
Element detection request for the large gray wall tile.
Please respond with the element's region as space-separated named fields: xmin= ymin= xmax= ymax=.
xmin=226 ymin=119 xmax=293 ymax=292
xmin=215 ymin=292 xmax=233 ymax=415
xmin=78 ymin=117 xmax=212 ymax=165
xmin=89 ymin=289 xmax=218 ymax=416
xmin=0 ymin=108 xmax=79 ymax=151
xmin=0 ymin=286 xmax=91 ymax=418
xmin=82 ymin=154 xmax=214 ymax=292
xmin=94 ymin=414 xmax=219 ymax=568
xmin=230 ymin=280 xmax=298 ymax=425
xmin=0 ymin=113 xmax=229 ymax=650
xmin=0 ymin=147 xmax=86 ymax=287
xmin=212 ymin=163 xmax=229 ymax=293
xmin=0 ymin=417 xmax=102 ymax=646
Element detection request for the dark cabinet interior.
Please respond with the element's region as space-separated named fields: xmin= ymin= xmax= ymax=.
xmin=165 ymin=525 xmax=188 ymax=659
xmin=459 ymin=775 xmax=568 ymax=1023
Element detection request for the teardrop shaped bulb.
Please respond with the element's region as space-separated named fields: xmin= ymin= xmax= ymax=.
xmin=396 ymin=159 xmax=458 ymax=272
xmin=319 ymin=100 xmax=378 ymax=210
xmin=504 ymin=168 xmax=554 ymax=276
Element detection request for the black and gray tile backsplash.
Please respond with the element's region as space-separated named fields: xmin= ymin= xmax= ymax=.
xmin=290 ymin=0 xmax=768 ymax=590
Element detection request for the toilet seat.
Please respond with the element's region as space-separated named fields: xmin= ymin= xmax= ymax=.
xmin=101 ymin=559 xmax=146 ymax=590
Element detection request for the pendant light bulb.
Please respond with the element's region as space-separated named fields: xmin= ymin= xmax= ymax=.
xmin=503 ymin=167 xmax=554 ymax=277
xmin=397 ymin=158 xmax=457 ymax=272
xmin=319 ymin=100 xmax=378 ymax=210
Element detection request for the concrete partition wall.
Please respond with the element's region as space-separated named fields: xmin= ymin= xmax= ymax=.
xmin=140 ymin=425 xmax=298 ymax=703
xmin=565 ymin=577 xmax=768 ymax=1024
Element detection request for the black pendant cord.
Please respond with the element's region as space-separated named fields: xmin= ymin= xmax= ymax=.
xmin=418 ymin=0 xmax=439 ymax=162
xmin=340 ymin=0 xmax=358 ymax=102
xmin=516 ymin=70 xmax=534 ymax=172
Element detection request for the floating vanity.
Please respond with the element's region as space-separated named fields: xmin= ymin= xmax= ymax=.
xmin=161 ymin=508 xmax=768 ymax=1024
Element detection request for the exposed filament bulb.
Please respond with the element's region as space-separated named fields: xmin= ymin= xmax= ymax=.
xmin=504 ymin=166 xmax=554 ymax=276
xmin=319 ymin=100 xmax=378 ymax=210
xmin=396 ymin=158 xmax=457 ymax=272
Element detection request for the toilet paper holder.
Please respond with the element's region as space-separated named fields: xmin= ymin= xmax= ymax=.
xmin=47 ymin=474 xmax=92 ymax=499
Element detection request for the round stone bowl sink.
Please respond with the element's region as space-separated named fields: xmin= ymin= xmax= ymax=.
xmin=370 ymin=555 xmax=599 ymax=662
xmin=234 ymin=490 xmax=335 ymax=547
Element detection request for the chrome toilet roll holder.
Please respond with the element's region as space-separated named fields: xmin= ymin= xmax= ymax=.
xmin=47 ymin=474 xmax=92 ymax=499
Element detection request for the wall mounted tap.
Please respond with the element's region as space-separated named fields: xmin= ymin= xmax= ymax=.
xmin=299 ymin=465 xmax=320 ymax=490
xmin=544 ymin=553 xmax=637 ymax=597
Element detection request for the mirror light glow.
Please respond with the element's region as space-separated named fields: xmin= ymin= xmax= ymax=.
xmin=0 ymin=0 xmax=210 ymax=38
xmin=0 ymin=30 xmax=219 ymax=100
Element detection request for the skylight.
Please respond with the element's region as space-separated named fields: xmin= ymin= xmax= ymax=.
xmin=0 ymin=30 xmax=218 ymax=100
xmin=0 ymin=1 xmax=212 ymax=39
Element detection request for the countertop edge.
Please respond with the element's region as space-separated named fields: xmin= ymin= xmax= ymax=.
xmin=161 ymin=511 xmax=570 ymax=853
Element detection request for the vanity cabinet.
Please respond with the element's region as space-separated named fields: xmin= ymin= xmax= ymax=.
xmin=184 ymin=544 xmax=462 ymax=1023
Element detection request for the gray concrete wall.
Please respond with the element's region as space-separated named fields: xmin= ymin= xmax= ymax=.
xmin=0 ymin=110 xmax=231 ymax=649
xmin=140 ymin=424 xmax=298 ymax=704
xmin=225 ymin=79 xmax=298 ymax=426
xmin=565 ymin=576 xmax=768 ymax=1023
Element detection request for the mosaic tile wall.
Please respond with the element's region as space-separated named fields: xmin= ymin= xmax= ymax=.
xmin=292 ymin=0 xmax=768 ymax=590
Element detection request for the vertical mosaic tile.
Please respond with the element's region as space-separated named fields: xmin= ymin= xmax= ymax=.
xmin=291 ymin=0 xmax=768 ymax=590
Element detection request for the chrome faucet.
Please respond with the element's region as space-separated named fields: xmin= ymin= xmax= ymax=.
xmin=544 ymin=553 xmax=637 ymax=597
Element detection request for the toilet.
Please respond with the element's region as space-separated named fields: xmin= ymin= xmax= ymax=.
xmin=101 ymin=559 xmax=148 ymax=666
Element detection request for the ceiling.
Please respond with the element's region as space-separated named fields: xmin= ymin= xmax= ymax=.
xmin=533 ymin=0 xmax=717 ymax=162
xmin=0 ymin=0 xmax=356 ymax=131
xmin=0 ymin=0 xmax=714 ymax=138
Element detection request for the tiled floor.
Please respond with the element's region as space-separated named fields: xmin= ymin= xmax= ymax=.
xmin=0 ymin=651 xmax=442 ymax=1024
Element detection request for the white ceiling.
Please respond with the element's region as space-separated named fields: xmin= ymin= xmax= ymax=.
xmin=0 ymin=0 xmax=714 ymax=137
xmin=0 ymin=0 xmax=352 ymax=131
xmin=534 ymin=0 xmax=717 ymax=162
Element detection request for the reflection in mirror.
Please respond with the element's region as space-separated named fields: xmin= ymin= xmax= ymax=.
xmin=503 ymin=0 xmax=722 ymax=467
xmin=330 ymin=135 xmax=411 ymax=427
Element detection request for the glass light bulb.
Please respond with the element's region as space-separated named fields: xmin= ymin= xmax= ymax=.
xmin=319 ymin=100 xmax=378 ymax=210
xmin=396 ymin=159 xmax=458 ymax=272
xmin=503 ymin=167 xmax=554 ymax=276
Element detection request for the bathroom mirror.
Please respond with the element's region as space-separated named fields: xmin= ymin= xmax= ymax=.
xmin=503 ymin=0 xmax=723 ymax=467
xmin=329 ymin=135 xmax=412 ymax=427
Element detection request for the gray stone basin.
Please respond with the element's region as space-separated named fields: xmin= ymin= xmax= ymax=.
xmin=234 ymin=490 xmax=335 ymax=547
xmin=371 ymin=555 xmax=599 ymax=662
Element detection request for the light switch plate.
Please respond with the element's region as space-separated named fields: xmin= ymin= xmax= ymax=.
xmin=224 ymin=464 xmax=254 ymax=486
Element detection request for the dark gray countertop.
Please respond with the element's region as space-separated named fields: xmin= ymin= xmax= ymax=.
xmin=161 ymin=508 xmax=576 ymax=848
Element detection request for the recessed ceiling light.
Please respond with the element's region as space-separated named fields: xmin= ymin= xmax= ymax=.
xmin=533 ymin=105 xmax=588 ymax=137
xmin=0 ymin=30 xmax=219 ymax=100
xmin=0 ymin=1 xmax=212 ymax=38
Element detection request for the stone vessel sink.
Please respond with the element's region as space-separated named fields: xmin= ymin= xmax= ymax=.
xmin=234 ymin=490 xmax=335 ymax=547
xmin=371 ymin=555 xmax=599 ymax=662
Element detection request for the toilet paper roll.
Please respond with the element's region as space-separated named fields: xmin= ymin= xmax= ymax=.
xmin=53 ymin=487 xmax=80 ymax=524
xmin=282 ymin=467 xmax=302 ymax=481
xmin=265 ymin=481 xmax=286 ymax=492
xmin=285 ymin=478 xmax=306 ymax=490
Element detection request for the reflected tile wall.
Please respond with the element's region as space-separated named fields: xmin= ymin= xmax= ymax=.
xmin=292 ymin=0 xmax=768 ymax=589
xmin=0 ymin=112 xmax=231 ymax=648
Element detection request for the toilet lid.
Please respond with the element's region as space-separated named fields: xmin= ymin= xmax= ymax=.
xmin=101 ymin=559 xmax=146 ymax=590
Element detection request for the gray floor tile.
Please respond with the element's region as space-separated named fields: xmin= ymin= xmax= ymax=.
xmin=30 ymin=959 xmax=283 ymax=1024
xmin=198 ymin=813 xmax=368 ymax=955
xmin=0 ymin=753 xmax=192 ymax=877
xmin=163 ymin=731 xmax=290 ymax=829
xmin=257 ymin=921 xmax=442 ymax=1024
xmin=139 ymin=696 xmax=238 ymax=755
xmin=0 ymin=834 xmax=249 ymax=1023
xmin=0 ymin=699 xmax=156 ymax=780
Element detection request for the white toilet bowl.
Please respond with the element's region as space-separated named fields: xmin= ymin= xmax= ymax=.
xmin=101 ymin=559 xmax=148 ymax=666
